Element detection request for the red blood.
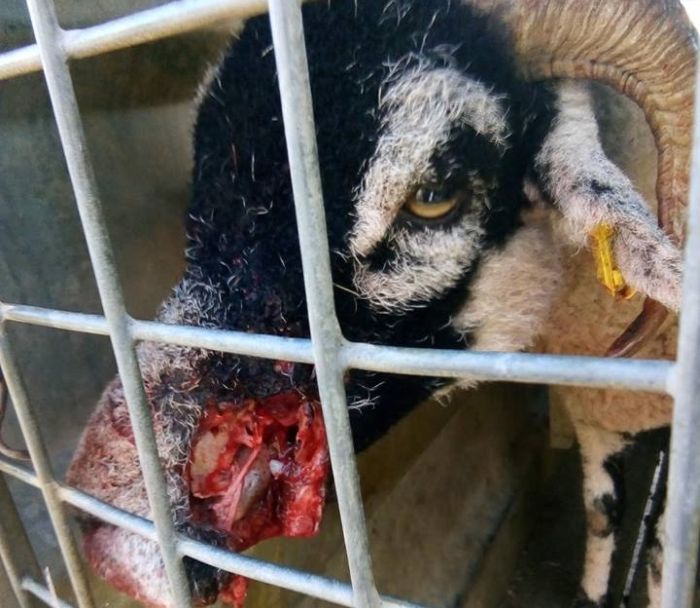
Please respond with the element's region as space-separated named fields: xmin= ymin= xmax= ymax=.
xmin=218 ymin=575 xmax=248 ymax=608
xmin=185 ymin=391 xmax=330 ymax=607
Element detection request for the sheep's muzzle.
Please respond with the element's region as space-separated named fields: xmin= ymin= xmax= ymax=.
xmin=68 ymin=384 xmax=330 ymax=608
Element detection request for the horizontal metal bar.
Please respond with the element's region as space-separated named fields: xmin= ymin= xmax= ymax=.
xmin=134 ymin=318 xmax=315 ymax=363
xmin=57 ymin=485 xmax=157 ymax=543
xmin=342 ymin=341 xmax=672 ymax=393
xmin=0 ymin=0 xmax=268 ymax=81
xmin=0 ymin=457 xmax=40 ymax=488
xmin=0 ymin=302 xmax=672 ymax=392
xmin=0 ymin=460 xmax=157 ymax=543
xmin=0 ymin=303 xmax=315 ymax=363
xmin=0 ymin=306 xmax=107 ymax=336
xmin=22 ymin=577 xmax=72 ymax=608
xmin=178 ymin=537 xmax=422 ymax=608
xmin=0 ymin=466 xmax=425 ymax=608
xmin=105 ymin=501 xmax=416 ymax=607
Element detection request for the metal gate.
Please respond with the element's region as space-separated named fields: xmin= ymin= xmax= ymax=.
xmin=0 ymin=1 xmax=698 ymax=607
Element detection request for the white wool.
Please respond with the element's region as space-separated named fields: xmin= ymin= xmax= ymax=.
xmin=353 ymin=218 xmax=486 ymax=313
xmin=350 ymin=64 xmax=509 ymax=259
xmin=454 ymin=214 xmax=564 ymax=354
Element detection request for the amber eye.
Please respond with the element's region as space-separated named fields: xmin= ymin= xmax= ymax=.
xmin=404 ymin=185 xmax=461 ymax=220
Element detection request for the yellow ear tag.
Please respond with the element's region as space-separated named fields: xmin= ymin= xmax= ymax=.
xmin=590 ymin=223 xmax=636 ymax=300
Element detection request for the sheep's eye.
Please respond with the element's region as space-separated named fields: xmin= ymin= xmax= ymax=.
xmin=404 ymin=186 xmax=461 ymax=220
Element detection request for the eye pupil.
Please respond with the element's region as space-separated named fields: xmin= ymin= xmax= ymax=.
xmin=416 ymin=186 xmax=450 ymax=204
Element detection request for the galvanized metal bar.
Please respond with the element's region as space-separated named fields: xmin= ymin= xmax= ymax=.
xmin=0 ymin=306 xmax=107 ymax=337
xmin=0 ymin=325 xmax=93 ymax=608
xmin=267 ymin=2 xmax=381 ymax=606
xmin=1 ymin=303 xmax=315 ymax=363
xmin=57 ymin=485 xmax=157 ymax=543
xmin=0 ymin=303 xmax=672 ymax=391
xmin=58 ymin=484 xmax=421 ymax=607
xmin=0 ymin=554 xmax=28 ymax=608
xmin=0 ymin=473 xmax=41 ymax=608
xmin=342 ymin=341 xmax=672 ymax=393
xmin=180 ymin=535 xmax=363 ymax=608
xmin=2 ymin=299 xmax=674 ymax=387
xmin=0 ymin=0 xmax=268 ymax=81
xmin=0 ymin=457 xmax=41 ymax=488
xmin=660 ymin=46 xmax=700 ymax=608
xmin=23 ymin=1 xmax=191 ymax=605
xmin=179 ymin=537 xmax=423 ymax=608
xmin=22 ymin=578 xmax=73 ymax=608
xmin=63 ymin=488 xmax=420 ymax=607
xmin=133 ymin=318 xmax=314 ymax=363
xmin=0 ymin=462 xmax=424 ymax=608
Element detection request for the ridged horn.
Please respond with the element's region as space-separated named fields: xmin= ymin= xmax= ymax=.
xmin=509 ymin=0 xmax=697 ymax=356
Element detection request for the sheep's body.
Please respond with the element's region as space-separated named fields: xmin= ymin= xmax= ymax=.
xmin=65 ymin=2 xmax=687 ymax=607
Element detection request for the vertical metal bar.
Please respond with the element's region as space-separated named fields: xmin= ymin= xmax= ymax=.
xmin=0 ymin=325 xmax=92 ymax=608
xmin=0 ymin=473 xmax=41 ymax=608
xmin=661 ymin=47 xmax=700 ymax=608
xmin=23 ymin=1 xmax=191 ymax=606
xmin=0 ymin=537 xmax=28 ymax=608
xmin=267 ymin=2 xmax=382 ymax=607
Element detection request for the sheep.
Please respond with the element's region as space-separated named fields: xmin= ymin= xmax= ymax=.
xmin=56 ymin=0 xmax=697 ymax=607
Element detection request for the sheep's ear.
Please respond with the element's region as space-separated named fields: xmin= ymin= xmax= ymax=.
xmin=532 ymin=82 xmax=682 ymax=312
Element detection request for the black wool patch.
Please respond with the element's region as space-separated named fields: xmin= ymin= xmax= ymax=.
xmin=603 ymin=451 xmax=627 ymax=529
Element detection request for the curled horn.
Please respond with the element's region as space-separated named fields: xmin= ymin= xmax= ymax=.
xmin=510 ymin=0 xmax=696 ymax=356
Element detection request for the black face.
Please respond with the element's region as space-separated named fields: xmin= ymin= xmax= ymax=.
xmin=180 ymin=0 xmax=554 ymax=450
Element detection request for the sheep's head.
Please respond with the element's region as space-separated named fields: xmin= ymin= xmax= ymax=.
xmin=63 ymin=0 xmax=695 ymax=606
